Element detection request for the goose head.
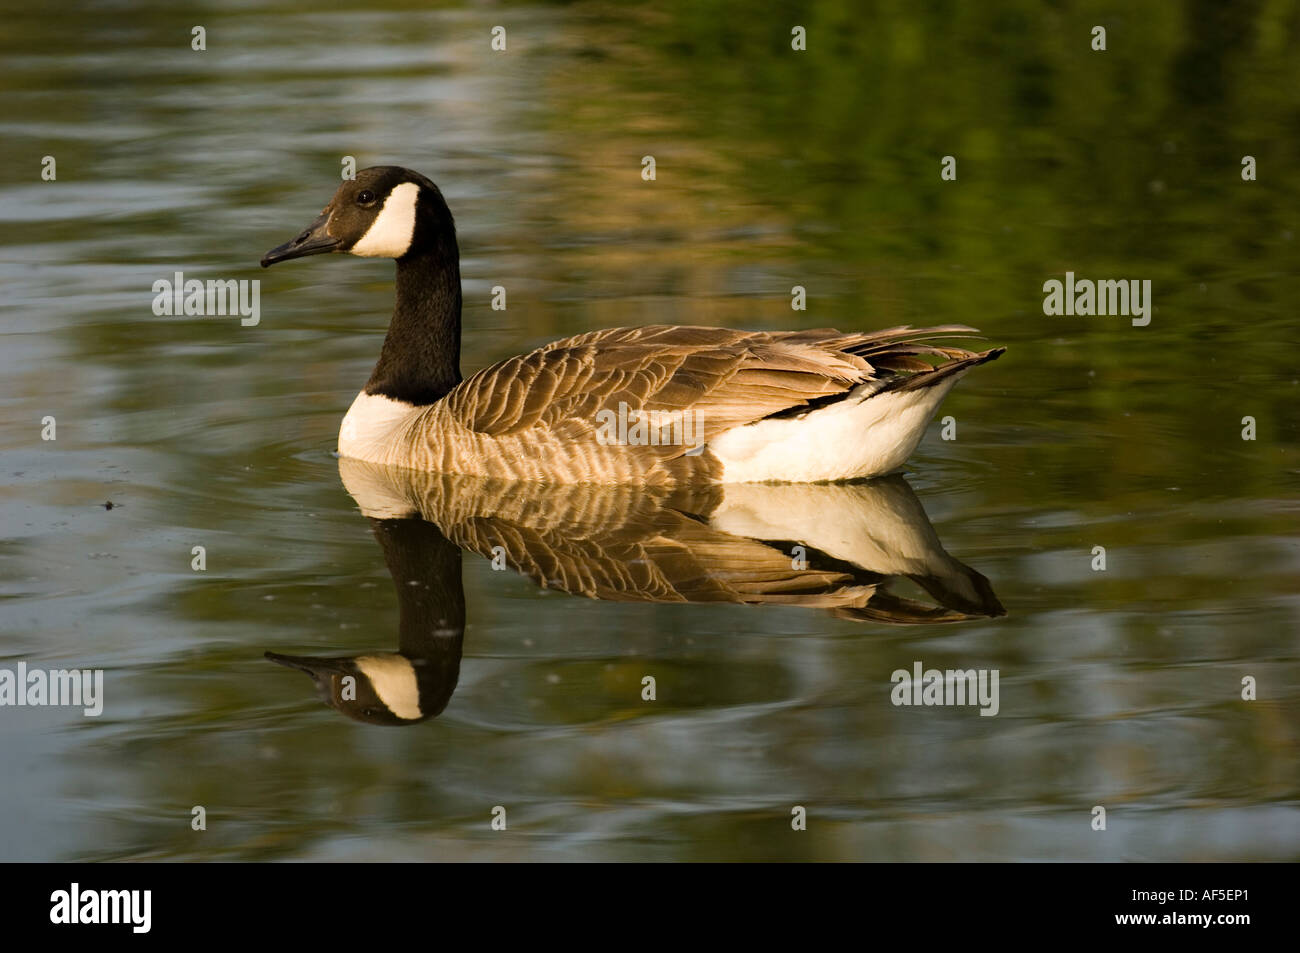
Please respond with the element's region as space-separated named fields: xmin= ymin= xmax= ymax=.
xmin=260 ymin=166 xmax=454 ymax=267
xmin=265 ymin=650 xmax=459 ymax=726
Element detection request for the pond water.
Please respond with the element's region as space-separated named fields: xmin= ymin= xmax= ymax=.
xmin=0 ymin=1 xmax=1296 ymax=861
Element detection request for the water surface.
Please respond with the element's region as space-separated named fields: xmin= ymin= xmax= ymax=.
xmin=0 ymin=0 xmax=1297 ymax=861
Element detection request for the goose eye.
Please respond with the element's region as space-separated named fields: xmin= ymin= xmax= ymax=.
xmin=357 ymin=190 xmax=376 ymax=206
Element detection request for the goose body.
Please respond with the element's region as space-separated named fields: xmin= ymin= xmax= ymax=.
xmin=262 ymin=167 xmax=1004 ymax=485
xmin=268 ymin=463 xmax=1004 ymax=725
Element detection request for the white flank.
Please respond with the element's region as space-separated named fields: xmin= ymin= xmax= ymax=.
xmin=709 ymin=481 xmax=944 ymax=577
xmin=355 ymin=655 xmax=421 ymax=720
xmin=337 ymin=456 xmax=419 ymax=519
xmin=350 ymin=181 xmax=419 ymax=257
xmin=708 ymin=378 xmax=962 ymax=483
xmin=338 ymin=390 xmax=419 ymax=463
xmin=708 ymin=480 xmax=989 ymax=610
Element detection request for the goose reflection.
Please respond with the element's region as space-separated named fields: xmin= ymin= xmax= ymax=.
xmin=266 ymin=460 xmax=1004 ymax=725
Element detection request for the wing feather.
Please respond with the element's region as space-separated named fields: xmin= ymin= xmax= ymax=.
xmin=443 ymin=325 xmax=991 ymax=448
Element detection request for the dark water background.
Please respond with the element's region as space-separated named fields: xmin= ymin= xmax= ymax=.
xmin=0 ymin=1 xmax=1296 ymax=860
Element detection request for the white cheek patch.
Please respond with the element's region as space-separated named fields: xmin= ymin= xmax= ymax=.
xmin=355 ymin=654 xmax=422 ymax=720
xmin=349 ymin=181 xmax=419 ymax=257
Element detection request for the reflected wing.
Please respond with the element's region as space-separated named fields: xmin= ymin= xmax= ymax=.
xmin=339 ymin=460 xmax=1005 ymax=622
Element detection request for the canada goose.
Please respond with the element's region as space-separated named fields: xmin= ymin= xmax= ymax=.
xmin=266 ymin=464 xmax=1003 ymax=725
xmin=261 ymin=167 xmax=1004 ymax=484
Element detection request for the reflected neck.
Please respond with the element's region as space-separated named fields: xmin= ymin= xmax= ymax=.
xmin=371 ymin=516 xmax=465 ymax=719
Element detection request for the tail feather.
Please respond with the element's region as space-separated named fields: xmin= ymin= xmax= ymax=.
xmin=885 ymin=346 xmax=1006 ymax=394
xmin=802 ymin=325 xmax=1004 ymax=395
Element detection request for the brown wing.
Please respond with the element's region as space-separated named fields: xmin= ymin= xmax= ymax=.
xmin=442 ymin=324 xmax=989 ymax=441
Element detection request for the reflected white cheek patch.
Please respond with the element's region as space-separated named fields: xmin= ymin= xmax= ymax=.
xmin=355 ymin=655 xmax=421 ymax=720
xmin=349 ymin=182 xmax=419 ymax=257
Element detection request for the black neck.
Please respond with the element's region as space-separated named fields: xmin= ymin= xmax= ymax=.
xmin=364 ymin=234 xmax=463 ymax=405
xmin=371 ymin=516 xmax=465 ymax=719
xmin=370 ymin=517 xmax=466 ymax=653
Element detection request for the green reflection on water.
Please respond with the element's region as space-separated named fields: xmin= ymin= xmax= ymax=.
xmin=0 ymin=0 xmax=1295 ymax=861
